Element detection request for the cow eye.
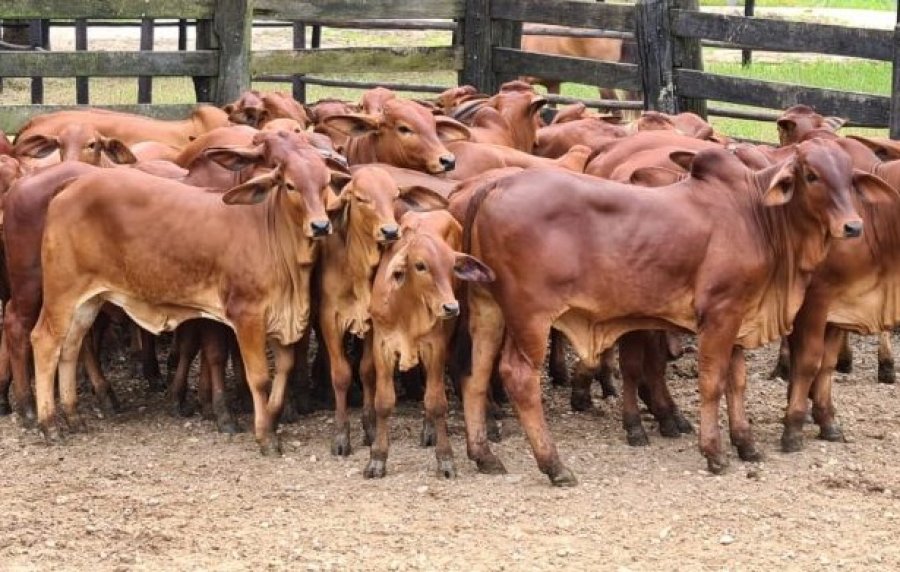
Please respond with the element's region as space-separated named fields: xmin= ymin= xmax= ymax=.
xmin=285 ymin=182 xmax=296 ymax=191
xmin=392 ymin=269 xmax=405 ymax=281
xmin=87 ymin=141 xmax=97 ymax=150
xmin=398 ymin=125 xmax=414 ymax=135
xmin=805 ymin=171 xmax=818 ymax=183
xmin=414 ymin=261 xmax=427 ymax=272
xmin=354 ymin=194 xmax=370 ymax=204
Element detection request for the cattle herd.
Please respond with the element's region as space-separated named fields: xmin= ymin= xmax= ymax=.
xmin=0 ymin=82 xmax=898 ymax=488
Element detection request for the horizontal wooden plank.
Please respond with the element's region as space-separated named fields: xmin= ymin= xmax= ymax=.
xmin=0 ymin=51 xmax=217 ymax=78
xmin=492 ymin=47 xmax=641 ymax=91
xmin=254 ymin=0 xmax=464 ymax=21
xmin=671 ymin=10 xmax=892 ymax=61
xmin=256 ymin=75 xmax=451 ymax=94
xmin=675 ymin=69 xmax=889 ymax=127
xmin=491 ymin=0 xmax=635 ymax=33
xmin=0 ymin=104 xmax=202 ymax=134
xmin=251 ymin=46 xmax=462 ymax=76
xmin=0 ymin=0 xmax=214 ymax=19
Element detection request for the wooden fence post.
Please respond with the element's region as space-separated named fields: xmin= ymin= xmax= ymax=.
xmin=492 ymin=18 xmax=521 ymax=88
xmin=462 ymin=0 xmax=495 ymax=94
xmin=292 ymin=22 xmax=306 ymax=103
xmin=75 ymin=18 xmax=88 ymax=104
xmin=635 ymin=0 xmax=676 ymax=113
xmin=194 ymin=20 xmax=214 ymax=102
xmin=670 ymin=0 xmax=706 ymax=117
xmin=213 ymin=0 xmax=252 ymax=105
xmin=742 ymin=0 xmax=754 ymax=67
xmin=891 ymin=23 xmax=900 ymax=140
xmin=138 ymin=18 xmax=154 ymax=104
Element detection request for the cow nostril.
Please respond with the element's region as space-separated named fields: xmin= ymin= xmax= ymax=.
xmin=380 ymin=224 xmax=400 ymax=241
xmin=439 ymin=155 xmax=456 ymax=172
xmin=310 ymin=220 xmax=332 ymax=237
xmin=843 ymin=221 xmax=863 ymax=238
xmin=441 ymin=302 xmax=460 ymax=317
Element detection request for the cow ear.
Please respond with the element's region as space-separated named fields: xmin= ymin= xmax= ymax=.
xmin=853 ymin=170 xmax=900 ymax=204
xmin=668 ymin=150 xmax=696 ymax=171
xmin=453 ymin=253 xmax=495 ymax=282
xmin=14 ymin=134 xmax=60 ymax=159
xmin=222 ymin=169 xmax=281 ymax=205
xmin=776 ymin=119 xmax=796 ymax=143
xmin=99 ymin=136 xmax=137 ymax=164
xmin=435 ymin=117 xmax=471 ymax=143
xmin=386 ymin=249 xmax=408 ymax=287
xmin=846 ymin=135 xmax=900 ymax=161
xmin=823 ymin=116 xmax=846 ymax=132
xmin=398 ymin=185 xmax=450 ymax=211
xmin=223 ymin=103 xmax=236 ymax=115
xmin=528 ymin=97 xmax=549 ymax=117
xmin=760 ymin=160 xmax=796 ymax=207
xmin=205 ymin=145 xmax=264 ymax=171
xmin=321 ymin=114 xmax=380 ymax=138
xmin=629 ymin=166 xmax=684 ymax=188
xmin=327 ymin=172 xmax=353 ymax=212
xmin=324 ymin=155 xmax=349 ymax=173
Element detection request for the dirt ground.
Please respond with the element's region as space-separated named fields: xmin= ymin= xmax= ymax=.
xmin=0 ymin=330 xmax=898 ymax=571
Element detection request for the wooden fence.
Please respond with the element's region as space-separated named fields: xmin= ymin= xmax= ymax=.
xmin=0 ymin=0 xmax=897 ymax=138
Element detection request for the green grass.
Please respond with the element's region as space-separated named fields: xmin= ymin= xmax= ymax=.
xmin=700 ymin=0 xmax=894 ymax=9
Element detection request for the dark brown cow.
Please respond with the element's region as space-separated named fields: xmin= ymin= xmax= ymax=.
xmin=364 ymin=210 xmax=494 ymax=478
xmin=31 ymin=131 xmax=337 ymax=453
xmin=451 ymin=141 xmax=886 ymax=483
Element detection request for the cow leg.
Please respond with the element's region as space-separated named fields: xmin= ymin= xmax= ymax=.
xmin=321 ymin=313 xmax=353 ymax=456
xmin=724 ymin=346 xmax=760 ymax=462
xmin=79 ymin=330 xmax=119 ymax=415
xmin=810 ymin=325 xmax=847 ymax=443
xmin=5 ymin=299 xmax=38 ymax=423
xmin=198 ymin=358 xmax=213 ymax=419
xmin=231 ymin=338 xmax=252 ymax=414
xmin=595 ymin=348 xmax=618 ymax=398
xmin=281 ymin=332 xmax=309 ymax=421
xmin=499 ymin=327 xmax=576 ymax=487
xmin=138 ymin=328 xmax=164 ymax=392
xmin=835 ymin=331 xmax=853 ymax=374
xmin=781 ymin=305 xmax=828 ymax=453
xmin=364 ymin=342 xmax=395 ymax=479
xmin=548 ymin=330 xmax=570 ymax=387
xmin=696 ymin=318 xmax=742 ymax=474
xmin=200 ymin=324 xmax=240 ymax=434
xmin=169 ymin=322 xmax=201 ymax=418
xmin=877 ymin=331 xmax=895 ymax=384
xmin=770 ymin=337 xmax=791 ymax=380
xmin=641 ymin=331 xmax=692 ymax=438
xmin=56 ymin=298 xmax=103 ymax=435
xmin=569 ymin=359 xmax=595 ymax=412
xmin=0 ymin=322 xmax=12 ymax=415
xmin=461 ymin=289 xmax=507 ymax=475
xmin=360 ymin=334 xmax=376 ymax=446
xmin=618 ymin=331 xmax=649 ymax=446
xmin=424 ymin=344 xmax=454 ymax=479
xmin=234 ymin=317 xmax=281 ymax=455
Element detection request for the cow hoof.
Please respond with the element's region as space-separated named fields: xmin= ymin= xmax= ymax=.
xmin=0 ymin=397 xmax=11 ymax=416
xmin=363 ymin=459 xmax=386 ymax=479
xmin=96 ymin=391 xmax=121 ymax=416
xmin=737 ymin=443 xmax=763 ymax=462
xmin=780 ymin=430 xmax=804 ymax=453
xmin=437 ymin=459 xmax=457 ymax=479
xmin=818 ymin=424 xmax=846 ymax=443
xmin=878 ymin=362 xmax=896 ymax=384
xmin=420 ymin=421 xmax=437 ymax=448
xmin=549 ymin=466 xmax=578 ymax=487
xmin=331 ymin=432 xmax=352 ymax=457
xmin=476 ymin=455 xmax=507 ymax=475
xmin=674 ymin=411 xmax=695 ymax=434
xmin=20 ymin=402 xmax=37 ymax=425
xmin=487 ymin=418 xmax=503 ymax=443
xmin=626 ymin=426 xmax=650 ymax=447
xmin=598 ymin=377 xmax=618 ymax=399
xmin=570 ymin=392 xmax=593 ymax=413
xmin=706 ymin=455 xmax=729 ymax=475
xmin=64 ymin=414 xmax=88 ymax=434
xmin=258 ymin=438 xmax=283 ymax=457
xmin=835 ymin=356 xmax=853 ymax=375
xmin=200 ymin=404 xmax=216 ymax=421
xmin=172 ymin=401 xmax=195 ymax=418
xmin=658 ymin=415 xmax=681 ymax=439
xmin=41 ymin=423 xmax=65 ymax=444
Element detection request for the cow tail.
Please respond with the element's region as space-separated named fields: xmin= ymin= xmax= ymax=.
xmin=450 ymin=178 xmax=501 ymax=383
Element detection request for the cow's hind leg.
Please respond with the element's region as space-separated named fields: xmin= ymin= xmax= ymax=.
xmin=57 ymin=299 xmax=104 ymax=433
xmin=596 ymin=348 xmax=618 ymax=398
xmin=364 ymin=342 xmax=395 ymax=479
xmin=835 ymin=331 xmax=853 ymax=374
xmin=80 ymin=331 xmax=120 ymax=416
xmin=5 ymin=298 xmax=39 ymax=423
xmin=570 ymin=358 xmax=596 ymax=413
xmin=200 ymin=323 xmax=240 ymax=434
xmin=618 ymin=331 xmax=650 ymax=446
xmin=877 ymin=331 xmax=895 ymax=384
xmin=137 ymin=327 xmax=164 ymax=392
xmin=169 ymin=321 xmax=201 ymax=418
xmin=811 ymin=325 xmax=847 ymax=443
xmin=321 ymin=315 xmax=353 ymax=456
xmin=548 ymin=329 xmax=570 ymax=387
xmin=725 ymin=347 xmax=760 ymax=462
xmin=0 ymin=323 xmax=11 ymax=415
xmin=424 ymin=345 xmax=454 ymax=478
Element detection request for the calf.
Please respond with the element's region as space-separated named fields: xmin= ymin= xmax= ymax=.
xmin=452 ymin=140 xmax=883 ymax=484
xmin=31 ymin=131 xmax=336 ymax=454
xmin=225 ymin=90 xmax=311 ymax=129
xmin=364 ymin=210 xmax=494 ymax=478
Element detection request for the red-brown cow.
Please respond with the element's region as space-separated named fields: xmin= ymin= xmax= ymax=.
xmin=451 ymin=141 xmax=886 ymax=484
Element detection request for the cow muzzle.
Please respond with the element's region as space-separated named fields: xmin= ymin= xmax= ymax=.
xmin=378 ymin=224 xmax=401 ymax=244
xmin=309 ymin=220 xmax=332 ymax=238
xmin=439 ymin=301 xmax=460 ymax=319
xmin=438 ymin=155 xmax=456 ymax=172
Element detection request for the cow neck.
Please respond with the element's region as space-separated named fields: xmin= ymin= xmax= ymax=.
xmin=336 ymin=200 xmax=382 ymax=337
xmin=263 ymin=188 xmax=318 ymax=344
xmin=344 ymin=133 xmax=381 ymax=166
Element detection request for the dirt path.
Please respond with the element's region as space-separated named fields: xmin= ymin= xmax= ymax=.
xmin=1 ymin=332 xmax=898 ymax=571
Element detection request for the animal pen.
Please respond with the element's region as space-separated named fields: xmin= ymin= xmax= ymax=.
xmin=0 ymin=0 xmax=898 ymax=136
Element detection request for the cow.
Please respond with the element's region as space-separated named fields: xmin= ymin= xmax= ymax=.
xmin=224 ymin=90 xmax=311 ymax=129
xmin=364 ymin=210 xmax=494 ymax=478
xmin=445 ymin=142 xmax=591 ymax=180
xmin=449 ymin=83 xmax=547 ymax=152
xmin=585 ymin=130 xmax=721 ymax=180
xmin=30 ymin=131 xmax=338 ymax=454
xmin=450 ymin=140 xmax=889 ymax=484
xmin=777 ymin=104 xmax=845 ymax=146
xmin=13 ymin=123 xmax=136 ymax=168
xmin=15 ymin=105 xmax=230 ymax=149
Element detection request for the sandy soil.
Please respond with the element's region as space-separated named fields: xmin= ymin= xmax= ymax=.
xmin=0 ymin=330 xmax=898 ymax=571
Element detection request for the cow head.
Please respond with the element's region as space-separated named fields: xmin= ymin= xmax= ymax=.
xmin=224 ymin=90 xmax=268 ymax=128
xmin=382 ymin=212 xmax=494 ymax=322
xmin=485 ymin=87 xmax=547 ymax=152
xmin=322 ymin=99 xmax=471 ymax=175
xmin=207 ymin=131 xmax=340 ymax=239
xmin=14 ymin=124 xmax=136 ymax=165
xmin=360 ymin=87 xmax=397 ymax=115
xmin=776 ymin=105 xmax=845 ymax=147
